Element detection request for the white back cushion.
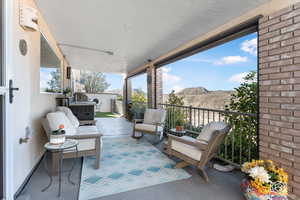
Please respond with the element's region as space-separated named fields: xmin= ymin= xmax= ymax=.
xmin=46 ymin=112 xmax=76 ymax=135
xmin=197 ymin=122 xmax=228 ymax=142
xmin=144 ymin=109 xmax=166 ymax=124
xmin=57 ymin=106 xmax=80 ymax=128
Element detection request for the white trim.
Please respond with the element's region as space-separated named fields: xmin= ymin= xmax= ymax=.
xmin=3 ymin=0 xmax=14 ymax=199
xmin=0 ymin=87 xmax=8 ymax=95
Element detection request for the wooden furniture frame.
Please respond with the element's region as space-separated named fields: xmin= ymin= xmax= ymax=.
xmin=167 ymin=124 xmax=231 ymax=182
xmin=41 ymin=118 xmax=102 ymax=175
xmin=132 ymin=119 xmax=164 ymax=139
xmin=52 ymin=133 xmax=102 ymax=173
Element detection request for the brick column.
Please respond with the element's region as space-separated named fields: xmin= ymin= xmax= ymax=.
xmin=146 ymin=66 xmax=163 ymax=109
xmin=124 ymin=78 xmax=132 ymax=119
xmin=147 ymin=66 xmax=155 ymax=108
xmin=156 ymin=67 xmax=163 ymax=107
xmin=258 ymin=3 xmax=300 ymax=199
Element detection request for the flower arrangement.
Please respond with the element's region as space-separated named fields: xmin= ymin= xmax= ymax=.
xmin=241 ymin=160 xmax=288 ymax=200
xmin=50 ymin=124 xmax=66 ymax=144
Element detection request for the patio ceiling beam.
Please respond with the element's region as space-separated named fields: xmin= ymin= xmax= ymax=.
xmin=126 ymin=0 xmax=299 ymax=77
xmin=153 ymin=16 xmax=260 ymax=68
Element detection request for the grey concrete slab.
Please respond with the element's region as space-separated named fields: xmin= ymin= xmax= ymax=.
xmin=17 ymin=117 xmax=244 ymax=200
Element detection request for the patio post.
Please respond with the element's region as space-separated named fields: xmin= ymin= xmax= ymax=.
xmin=124 ymin=78 xmax=132 ymax=119
xmin=146 ymin=65 xmax=163 ymax=109
xmin=147 ymin=65 xmax=155 ymax=108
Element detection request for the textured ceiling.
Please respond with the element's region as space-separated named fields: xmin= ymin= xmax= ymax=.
xmin=35 ymin=0 xmax=269 ymax=74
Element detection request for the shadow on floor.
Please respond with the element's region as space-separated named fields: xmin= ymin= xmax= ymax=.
xmin=17 ymin=118 xmax=244 ymax=200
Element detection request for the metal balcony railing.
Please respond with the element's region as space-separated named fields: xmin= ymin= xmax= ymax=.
xmin=158 ymin=103 xmax=258 ymax=167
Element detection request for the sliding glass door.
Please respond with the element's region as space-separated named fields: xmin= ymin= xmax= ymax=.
xmin=0 ymin=0 xmax=4 ymax=198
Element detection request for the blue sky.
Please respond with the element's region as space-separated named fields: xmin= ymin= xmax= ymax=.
xmin=41 ymin=33 xmax=257 ymax=93
xmin=40 ymin=67 xmax=61 ymax=91
xmin=127 ymin=32 xmax=257 ymax=93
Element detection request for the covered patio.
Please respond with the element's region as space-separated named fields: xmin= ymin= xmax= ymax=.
xmin=3 ymin=0 xmax=300 ymax=200
xmin=17 ymin=117 xmax=244 ymax=200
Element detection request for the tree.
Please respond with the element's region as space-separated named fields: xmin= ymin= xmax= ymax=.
xmin=226 ymin=71 xmax=257 ymax=114
xmin=165 ymin=90 xmax=184 ymax=106
xmin=131 ymin=88 xmax=147 ymax=103
xmin=221 ymin=71 xmax=258 ymax=164
xmin=130 ymin=88 xmax=147 ymax=119
xmin=80 ymin=71 xmax=110 ymax=93
xmin=164 ymin=90 xmax=187 ymax=131
xmin=46 ymin=69 xmax=61 ymax=93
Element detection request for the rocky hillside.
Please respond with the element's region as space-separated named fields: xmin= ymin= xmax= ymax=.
xmin=164 ymin=87 xmax=234 ymax=109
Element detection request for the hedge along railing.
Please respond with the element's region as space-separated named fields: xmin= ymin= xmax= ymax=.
xmin=158 ymin=103 xmax=258 ymax=167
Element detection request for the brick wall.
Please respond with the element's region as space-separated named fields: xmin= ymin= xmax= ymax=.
xmin=146 ymin=66 xmax=163 ymax=108
xmin=258 ymin=3 xmax=300 ymax=199
xmin=156 ymin=67 xmax=163 ymax=107
xmin=147 ymin=66 xmax=155 ymax=108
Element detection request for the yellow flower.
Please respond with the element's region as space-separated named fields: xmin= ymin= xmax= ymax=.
xmin=250 ymin=178 xmax=271 ymax=194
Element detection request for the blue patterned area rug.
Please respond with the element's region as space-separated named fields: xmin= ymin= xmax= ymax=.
xmin=79 ymin=137 xmax=191 ymax=199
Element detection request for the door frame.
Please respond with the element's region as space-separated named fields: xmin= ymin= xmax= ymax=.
xmin=0 ymin=0 xmax=4 ymax=198
xmin=1 ymin=0 xmax=14 ymax=199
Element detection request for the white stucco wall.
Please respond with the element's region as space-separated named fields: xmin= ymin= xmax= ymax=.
xmin=9 ymin=0 xmax=69 ymax=194
xmin=86 ymin=93 xmax=118 ymax=112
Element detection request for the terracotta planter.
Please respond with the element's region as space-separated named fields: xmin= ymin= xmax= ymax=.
xmin=175 ymin=126 xmax=184 ymax=131
xmin=241 ymin=179 xmax=288 ymax=200
xmin=50 ymin=134 xmax=66 ymax=145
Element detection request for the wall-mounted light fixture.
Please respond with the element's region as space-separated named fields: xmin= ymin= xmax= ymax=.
xmin=66 ymin=66 xmax=71 ymax=79
xmin=19 ymin=0 xmax=39 ymax=31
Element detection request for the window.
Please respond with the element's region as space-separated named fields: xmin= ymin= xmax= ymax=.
xmin=40 ymin=34 xmax=62 ymax=93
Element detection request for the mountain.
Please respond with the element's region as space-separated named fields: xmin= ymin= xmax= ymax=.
xmin=164 ymin=87 xmax=234 ymax=109
xmin=176 ymin=87 xmax=209 ymax=95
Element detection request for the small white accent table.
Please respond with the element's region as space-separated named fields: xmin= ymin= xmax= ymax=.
xmin=42 ymin=139 xmax=79 ymax=198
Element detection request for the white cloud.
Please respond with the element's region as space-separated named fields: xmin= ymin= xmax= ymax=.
xmin=228 ymin=72 xmax=248 ymax=83
xmin=40 ymin=70 xmax=52 ymax=89
xmin=171 ymin=85 xmax=184 ymax=93
xmin=214 ymin=56 xmax=248 ymax=65
xmin=241 ymin=38 xmax=257 ymax=55
xmin=162 ymin=66 xmax=171 ymax=73
xmin=162 ymin=66 xmax=181 ymax=84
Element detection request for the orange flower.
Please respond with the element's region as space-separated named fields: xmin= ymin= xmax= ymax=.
xmin=59 ymin=124 xmax=64 ymax=129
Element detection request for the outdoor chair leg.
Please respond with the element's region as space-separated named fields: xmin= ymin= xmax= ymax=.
xmin=199 ymin=168 xmax=209 ymax=182
xmin=175 ymin=161 xmax=190 ymax=169
xmin=207 ymin=161 xmax=213 ymax=168
xmin=95 ymin=137 xmax=101 ymax=169
xmin=132 ymin=130 xmax=143 ymax=139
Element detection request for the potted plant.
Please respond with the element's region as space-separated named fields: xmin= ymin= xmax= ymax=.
xmin=175 ymin=118 xmax=185 ymax=131
xmin=50 ymin=124 xmax=66 ymax=145
xmin=241 ymin=160 xmax=288 ymax=200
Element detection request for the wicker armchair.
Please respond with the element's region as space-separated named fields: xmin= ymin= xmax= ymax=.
xmin=167 ymin=122 xmax=231 ymax=182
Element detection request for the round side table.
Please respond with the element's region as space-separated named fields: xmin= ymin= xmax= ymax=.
xmin=42 ymin=139 xmax=79 ymax=198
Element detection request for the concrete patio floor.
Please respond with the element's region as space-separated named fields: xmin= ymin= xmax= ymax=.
xmin=16 ymin=117 xmax=244 ymax=200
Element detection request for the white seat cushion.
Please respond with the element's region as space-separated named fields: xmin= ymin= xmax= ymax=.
xmin=57 ymin=106 xmax=80 ymax=128
xmin=76 ymin=125 xmax=99 ymax=135
xmin=135 ymin=123 xmax=163 ymax=132
xmin=171 ymin=136 xmax=202 ymax=161
xmin=46 ymin=112 xmax=76 ymax=135
xmin=143 ymin=109 xmax=166 ymax=125
xmin=77 ymin=138 xmax=96 ymax=151
xmin=197 ymin=122 xmax=228 ymax=142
